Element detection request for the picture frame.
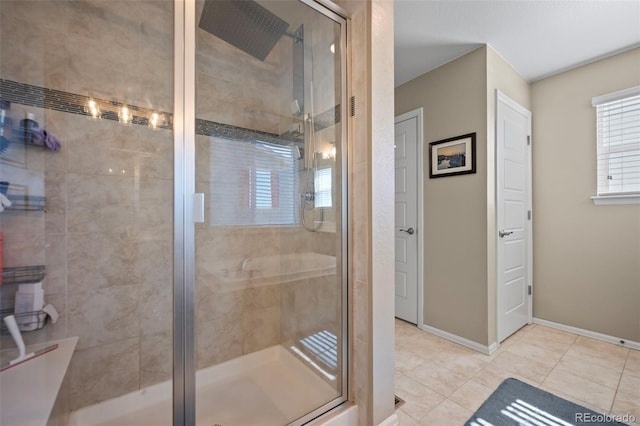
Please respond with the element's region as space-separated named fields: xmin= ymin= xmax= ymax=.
xmin=428 ymin=132 xmax=476 ymax=178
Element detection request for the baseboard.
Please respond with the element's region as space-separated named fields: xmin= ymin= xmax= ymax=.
xmin=377 ymin=413 xmax=398 ymax=426
xmin=533 ymin=318 xmax=640 ymax=351
xmin=418 ymin=323 xmax=498 ymax=355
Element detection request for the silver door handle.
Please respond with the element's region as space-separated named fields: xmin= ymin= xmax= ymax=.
xmin=400 ymin=227 xmax=415 ymax=235
xmin=499 ymin=230 xmax=513 ymax=238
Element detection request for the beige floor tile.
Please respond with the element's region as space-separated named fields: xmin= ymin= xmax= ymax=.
xmin=482 ymin=346 xmax=504 ymax=363
xmin=562 ymin=344 xmax=627 ymax=372
xmin=516 ymin=323 xmax=537 ymax=336
xmin=448 ymin=380 xmax=494 ymax=413
xmin=571 ymin=336 xmax=629 ymax=370
xmin=506 ymin=340 xmax=566 ymax=368
xmin=575 ymin=336 xmax=629 ymax=356
xmin=396 ymin=347 xmax=426 ymax=374
xmin=618 ymin=370 xmax=640 ymax=398
xmin=418 ymin=399 xmax=472 ymax=426
xmin=407 ymin=336 xmax=449 ymax=358
xmin=396 ymin=320 xmax=427 ymax=339
xmin=625 ymin=349 xmax=640 ymax=374
xmin=395 ymin=326 xmax=448 ymax=359
xmin=538 ymin=384 xmax=607 ymax=415
xmin=395 ymin=322 xmax=637 ymax=426
xmin=395 ymin=373 xmax=446 ymax=422
xmin=497 ymin=331 xmax=525 ymax=351
xmin=611 ymin=391 xmax=640 ymax=423
xmin=395 ymin=332 xmax=425 ymax=350
xmin=472 ymin=366 xmax=538 ymax=390
xmin=396 ymin=408 xmax=419 ymax=426
xmin=522 ymin=331 xmax=576 ymax=354
xmin=554 ymin=357 xmax=622 ymax=390
xmin=542 ymin=368 xmax=617 ymax=412
xmin=482 ymin=351 xmax=552 ymax=385
xmin=409 ymin=363 xmax=471 ymax=397
xmin=429 ymin=350 xmax=488 ymax=379
xmin=527 ymin=325 xmax=577 ymax=346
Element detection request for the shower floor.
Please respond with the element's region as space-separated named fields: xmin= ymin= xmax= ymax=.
xmin=68 ymin=345 xmax=339 ymax=426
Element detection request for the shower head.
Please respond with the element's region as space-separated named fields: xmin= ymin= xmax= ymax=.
xmin=199 ymin=0 xmax=291 ymax=61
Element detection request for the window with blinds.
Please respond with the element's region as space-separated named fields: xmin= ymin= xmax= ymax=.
xmin=209 ymin=137 xmax=298 ymax=226
xmin=314 ymin=167 xmax=332 ymax=208
xmin=593 ymin=86 xmax=640 ymax=197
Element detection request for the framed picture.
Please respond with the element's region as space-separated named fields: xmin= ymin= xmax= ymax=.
xmin=429 ymin=132 xmax=476 ymax=178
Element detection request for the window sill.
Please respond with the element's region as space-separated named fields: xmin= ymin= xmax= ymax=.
xmin=591 ymin=194 xmax=640 ymax=206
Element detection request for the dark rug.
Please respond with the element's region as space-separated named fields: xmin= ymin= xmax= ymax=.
xmin=464 ymin=378 xmax=629 ymax=426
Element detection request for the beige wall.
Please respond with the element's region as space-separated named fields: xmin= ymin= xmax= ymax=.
xmin=531 ymin=48 xmax=640 ymax=342
xmin=395 ymin=46 xmax=490 ymax=345
xmin=394 ymin=45 xmax=530 ymax=347
xmin=486 ymin=46 xmax=531 ymax=344
xmin=395 ymin=43 xmax=639 ymax=348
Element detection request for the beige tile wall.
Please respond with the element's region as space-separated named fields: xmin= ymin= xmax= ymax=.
xmin=1 ymin=0 xmax=347 ymax=413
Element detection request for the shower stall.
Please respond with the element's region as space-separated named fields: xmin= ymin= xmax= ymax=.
xmin=0 ymin=0 xmax=348 ymax=424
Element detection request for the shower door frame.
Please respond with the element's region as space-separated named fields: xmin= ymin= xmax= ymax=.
xmin=173 ymin=0 xmax=351 ymax=424
xmin=173 ymin=0 xmax=196 ymax=424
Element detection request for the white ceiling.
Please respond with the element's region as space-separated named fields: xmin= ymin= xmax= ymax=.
xmin=394 ymin=0 xmax=640 ymax=87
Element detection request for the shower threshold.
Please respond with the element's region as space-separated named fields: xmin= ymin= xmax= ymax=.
xmin=68 ymin=345 xmax=338 ymax=426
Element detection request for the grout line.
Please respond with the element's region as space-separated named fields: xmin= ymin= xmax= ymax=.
xmin=609 ymin=350 xmax=631 ymax=414
xmin=538 ymin=332 xmax=577 ymax=387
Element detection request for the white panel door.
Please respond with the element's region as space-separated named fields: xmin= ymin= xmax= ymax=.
xmin=394 ymin=116 xmax=419 ymax=324
xmin=497 ymin=92 xmax=532 ymax=342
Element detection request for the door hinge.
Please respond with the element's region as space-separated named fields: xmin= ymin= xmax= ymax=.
xmin=527 ymin=135 xmax=531 ymax=146
xmin=528 ymin=210 xmax=531 ymax=220
xmin=350 ymin=96 xmax=355 ymax=117
xmin=528 ymin=285 xmax=532 ymax=296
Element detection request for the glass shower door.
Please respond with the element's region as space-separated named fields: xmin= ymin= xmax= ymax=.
xmin=191 ymin=0 xmax=347 ymax=424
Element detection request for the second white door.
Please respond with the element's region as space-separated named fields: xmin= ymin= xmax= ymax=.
xmin=394 ymin=112 xmax=420 ymax=324
xmin=497 ymin=91 xmax=532 ymax=342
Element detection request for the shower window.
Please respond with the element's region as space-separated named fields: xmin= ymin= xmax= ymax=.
xmin=315 ymin=167 xmax=333 ymax=208
xmin=209 ymin=137 xmax=298 ymax=226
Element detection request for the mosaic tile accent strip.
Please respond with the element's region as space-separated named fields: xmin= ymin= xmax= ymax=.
xmin=196 ymin=118 xmax=290 ymax=145
xmin=0 ymin=78 xmax=173 ymax=129
xmin=0 ymin=79 xmax=341 ymax=143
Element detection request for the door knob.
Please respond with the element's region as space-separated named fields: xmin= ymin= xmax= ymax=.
xmin=499 ymin=230 xmax=513 ymax=238
xmin=400 ymin=227 xmax=415 ymax=235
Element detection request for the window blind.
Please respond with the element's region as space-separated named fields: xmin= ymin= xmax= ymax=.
xmin=314 ymin=167 xmax=332 ymax=208
xmin=593 ymin=87 xmax=640 ymax=196
xmin=209 ymin=137 xmax=298 ymax=226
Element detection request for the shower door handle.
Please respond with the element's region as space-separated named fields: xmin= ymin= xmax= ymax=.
xmin=400 ymin=227 xmax=414 ymax=235
xmin=193 ymin=193 xmax=204 ymax=223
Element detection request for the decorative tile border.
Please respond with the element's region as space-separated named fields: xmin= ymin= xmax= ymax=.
xmin=195 ymin=118 xmax=289 ymax=145
xmin=0 ymin=78 xmax=172 ymax=129
xmin=0 ymin=79 xmax=340 ymax=143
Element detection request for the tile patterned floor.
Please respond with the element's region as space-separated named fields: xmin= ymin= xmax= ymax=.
xmin=395 ymin=319 xmax=640 ymax=425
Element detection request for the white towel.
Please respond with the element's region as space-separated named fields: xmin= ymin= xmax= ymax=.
xmin=0 ymin=193 xmax=11 ymax=212
xmin=42 ymin=303 xmax=59 ymax=324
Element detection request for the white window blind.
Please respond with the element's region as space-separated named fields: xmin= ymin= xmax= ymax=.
xmin=209 ymin=137 xmax=298 ymax=226
xmin=593 ymin=87 xmax=640 ymax=196
xmin=314 ymin=167 xmax=332 ymax=208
